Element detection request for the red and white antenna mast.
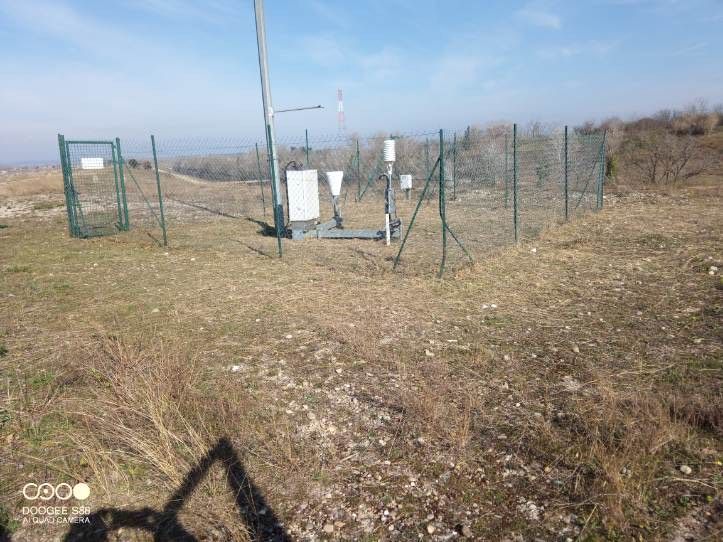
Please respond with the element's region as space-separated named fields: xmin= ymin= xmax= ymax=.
xmin=337 ymin=88 xmax=345 ymax=131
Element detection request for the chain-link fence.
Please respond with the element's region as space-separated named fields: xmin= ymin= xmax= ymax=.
xmin=392 ymin=126 xmax=605 ymax=276
xmin=58 ymin=125 xmax=605 ymax=276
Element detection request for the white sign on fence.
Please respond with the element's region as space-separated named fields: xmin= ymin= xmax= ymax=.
xmin=81 ymin=157 xmax=104 ymax=170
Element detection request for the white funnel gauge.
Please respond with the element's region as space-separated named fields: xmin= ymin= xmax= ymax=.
xmin=383 ymin=139 xmax=396 ymax=163
xmin=326 ymin=171 xmax=343 ymax=197
xmin=400 ymin=174 xmax=412 ymax=190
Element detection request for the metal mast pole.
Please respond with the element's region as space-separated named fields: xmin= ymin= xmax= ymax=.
xmin=254 ymin=0 xmax=283 ymax=232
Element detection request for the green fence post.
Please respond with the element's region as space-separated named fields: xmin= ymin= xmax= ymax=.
xmin=255 ymin=142 xmax=267 ymax=216
xmin=57 ymin=134 xmax=77 ymax=237
xmin=564 ymin=125 xmax=569 ymax=222
xmin=356 ymin=139 xmax=361 ymax=201
xmin=150 ymin=135 xmax=168 ymax=246
xmin=452 ymin=132 xmax=458 ymax=201
xmin=267 ymin=124 xmax=283 ymax=257
xmin=504 ymin=132 xmax=509 ymax=208
xmin=425 ymin=138 xmax=431 ymax=178
xmin=110 ymin=142 xmax=125 ymax=230
xmin=64 ymin=140 xmax=85 ymax=236
xmin=305 ymin=128 xmax=310 ymax=167
xmin=58 ymin=135 xmax=69 ymax=232
xmin=513 ymin=124 xmax=519 ymax=243
xmin=597 ymin=131 xmax=607 ymax=210
xmin=438 ymin=129 xmax=447 ymax=278
xmin=115 ymin=137 xmax=130 ymax=230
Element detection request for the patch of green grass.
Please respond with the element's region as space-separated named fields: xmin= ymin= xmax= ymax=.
xmin=481 ymin=315 xmax=508 ymax=326
xmin=687 ymin=356 xmax=722 ymax=371
xmin=0 ymin=504 xmax=21 ymax=534
xmin=0 ymin=344 xmax=7 ymax=357
xmin=28 ymin=370 xmax=55 ymax=390
xmin=53 ymin=282 xmax=72 ymax=294
xmin=660 ymin=356 xmax=721 ymax=385
xmin=0 ymin=224 xmax=8 ymax=229
xmin=636 ymin=233 xmax=672 ymax=249
xmin=120 ymin=461 xmax=148 ymax=480
xmin=32 ymin=201 xmax=65 ymax=211
xmin=4 ymin=264 xmax=31 ymax=273
xmin=312 ymin=469 xmax=331 ymax=484
xmin=661 ymin=366 xmax=683 ymax=385
xmin=0 ymin=408 xmax=10 ymax=429
xmin=23 ymin=412 xmax=72 ymax=448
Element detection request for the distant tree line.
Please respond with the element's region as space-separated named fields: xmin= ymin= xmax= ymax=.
xmin=574 ymin=99 xmax=721 ymax=185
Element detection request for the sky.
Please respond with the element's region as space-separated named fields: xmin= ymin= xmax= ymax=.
xmin=1 ymin=0 xmax=722 ymax=164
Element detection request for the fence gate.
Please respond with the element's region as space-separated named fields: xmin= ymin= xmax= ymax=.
xmin=58 ymin=135 xmax=130 ymax=238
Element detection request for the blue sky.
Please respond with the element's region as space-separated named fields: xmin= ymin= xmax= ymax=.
xmin=1 ymin=0 xmax=722 ymax=163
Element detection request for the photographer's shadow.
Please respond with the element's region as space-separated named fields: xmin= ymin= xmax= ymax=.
xmin=64 ymin=437 xmax=290 ymax=541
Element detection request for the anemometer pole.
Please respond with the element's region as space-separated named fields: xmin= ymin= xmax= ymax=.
xmin=254 ymin=0 xmax=283 ymax=251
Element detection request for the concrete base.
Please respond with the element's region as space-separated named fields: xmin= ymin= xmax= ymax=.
xmin=288 ymin=216 xmax=402 ymax=241
xmin=289 ymin=219 xmax=318 ymax=240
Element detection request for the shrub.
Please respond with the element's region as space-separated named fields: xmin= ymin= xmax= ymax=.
xmin=606 ymin=155 xmax=618 ymax=180
xmin=619 ymin=130 xmax=712 ymax=184
xmin=671 ymin=113 xmax=719 ymax=136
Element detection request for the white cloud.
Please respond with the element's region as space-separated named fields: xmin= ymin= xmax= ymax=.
xmin=516 ymin=3 xmax=562 ymax=29
xmin=672 ymin=42 xmax=707 ymax=55
xmin=0 ymin=1 xmax=133 ymax=54
xmin=537 ymin=40 xmax=619 ymax=60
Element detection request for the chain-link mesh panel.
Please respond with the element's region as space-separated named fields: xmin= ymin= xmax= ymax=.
xmin=64 ymin=141 xmax=127 ymax=238
xmin=569 ymin=132 xmax=604 ymax=218
xmin=516 ymin=131 xmax=566 ymax=241
xmin=117 ymin=138 xmax=166 ymax=245
xmin=443 ymin=129 xmax=514 ymax=271
xmin=394 ymin=126 xmax=606 ymax=276
xmin=150 ymin=137 xmax=269 ymax=224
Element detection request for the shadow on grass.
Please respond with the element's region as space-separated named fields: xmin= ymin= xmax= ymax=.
xmin=64 ymin=437 xmax=290 ymax=541
xmin=245 ymin=217 xmax=277 ymax=237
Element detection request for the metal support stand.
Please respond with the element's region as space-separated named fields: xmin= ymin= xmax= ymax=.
xmin=290 ymin=172 xmax=401 ymax=241
xmin=384 ymin=164 xmax=394 ymax=245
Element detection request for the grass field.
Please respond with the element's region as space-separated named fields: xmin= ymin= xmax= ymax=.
xmin=0 ymin=165 xmax=721 ymax=540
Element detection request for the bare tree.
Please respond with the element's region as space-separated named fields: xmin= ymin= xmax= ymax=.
xmin=574 ymin=121 xmax=597 ymax=135
xmin=620 ymin=130 xmax=712 ymax=184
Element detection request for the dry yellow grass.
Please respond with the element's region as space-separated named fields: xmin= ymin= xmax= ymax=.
xmin=0 ymin=174 xmax=721 ymax=540
xmin=0 ymin=170 xmax=64 ymax=198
